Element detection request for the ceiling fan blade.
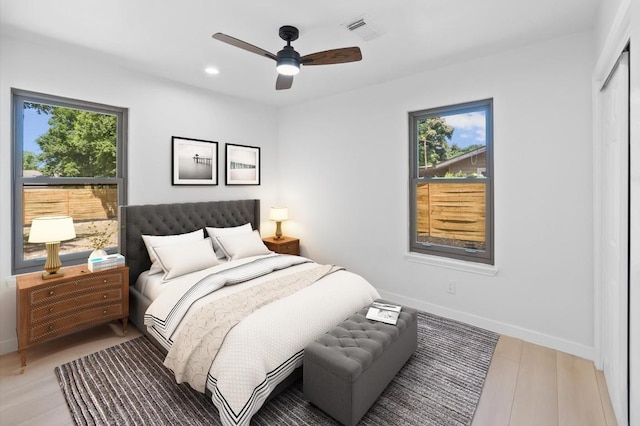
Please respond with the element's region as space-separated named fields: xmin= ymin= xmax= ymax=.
xmin=300 ymin=47 xmax=362 ymax=66
xmin=276 ymin=74 xmax=294 ymax=90
xmin=212 ymin=33 xmax=277 ymax=61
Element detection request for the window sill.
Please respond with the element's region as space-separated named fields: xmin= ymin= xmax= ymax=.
xmin=404 ymin=252 xmax=498 ymax=276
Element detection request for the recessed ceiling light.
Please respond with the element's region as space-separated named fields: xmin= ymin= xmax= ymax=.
xmin=205 ymin=67 xmax=220 ymax=75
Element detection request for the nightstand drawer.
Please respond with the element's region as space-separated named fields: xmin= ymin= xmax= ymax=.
xmin=29 ymin=272 xmax=123 ymax=305
xmin=262 ymin=237 xmax=300 ymax=255
xmin=278 ymin=242 xmax=299 ymax=254
xmin=29 ymin=286 xmax=123 ymax=323
xmin=29 ymin=303 xmax=124 ymax=343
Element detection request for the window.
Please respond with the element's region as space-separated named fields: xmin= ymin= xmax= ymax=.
xmin=12 ymin=89 xmax=127 ymax=274
xmin=409 ymin=99 xmax=493 ymax=264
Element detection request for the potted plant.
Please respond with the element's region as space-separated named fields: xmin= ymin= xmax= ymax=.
xmin=87 ymin=221 xmax=115 ymax=259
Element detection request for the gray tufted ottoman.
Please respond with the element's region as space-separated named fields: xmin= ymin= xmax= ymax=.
xmin=303 ymin=300 xmax=418 ymax=426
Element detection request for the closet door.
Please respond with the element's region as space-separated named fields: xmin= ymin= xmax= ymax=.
xmin=599 ymin=51 xmax=629 ymax=425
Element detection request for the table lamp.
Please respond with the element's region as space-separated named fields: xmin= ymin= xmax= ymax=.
xmin=28 ymin=216 xmax=76 ymax=279
xmin=269 ymin=207 xmax=288 ymax=240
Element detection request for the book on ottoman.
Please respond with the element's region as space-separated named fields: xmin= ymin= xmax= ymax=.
xmin=365 ymin=301 xmax=402 ymax=325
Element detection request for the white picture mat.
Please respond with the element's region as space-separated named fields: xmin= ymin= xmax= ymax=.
xmin=173 ymin=137 xmax=218 ymax=185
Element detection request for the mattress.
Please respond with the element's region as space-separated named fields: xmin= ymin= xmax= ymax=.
xmin=134 ymin=270 xmax=164 ymax=300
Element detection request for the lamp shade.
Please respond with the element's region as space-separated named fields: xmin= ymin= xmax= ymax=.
xmin=269 ymin=207 xmax=289 ymax=222
xmin=28 ymin=216 xmax=76 ymax=243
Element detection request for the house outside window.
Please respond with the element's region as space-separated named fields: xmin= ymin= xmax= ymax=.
xmin=12 ymin=89 xmax=127 ymax=275
xmin=409 ymin=99 xmax=493 ymax=264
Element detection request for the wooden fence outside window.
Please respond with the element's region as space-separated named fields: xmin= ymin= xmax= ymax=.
xmin=23 ymin=188 xmax=117 ymax=225
xmin=416 ymin=182 xmax=486 ymax=243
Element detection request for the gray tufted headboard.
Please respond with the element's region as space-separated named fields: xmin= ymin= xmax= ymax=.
xmin=118 ymin=199 xmax=260 ymax=285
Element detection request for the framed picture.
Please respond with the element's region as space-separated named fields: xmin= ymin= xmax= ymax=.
xmin=225 ymin=143 xmax=261 ymax=185
xmin=172 ymin=136 xmax=218 ymax=185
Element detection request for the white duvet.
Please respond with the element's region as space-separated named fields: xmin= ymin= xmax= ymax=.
xmin=144 ymin=254 xmax=380 ymax=426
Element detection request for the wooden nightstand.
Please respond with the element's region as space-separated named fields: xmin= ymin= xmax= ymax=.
xmin=16 ymin=264 xmax=129 ymax=373
xmin=262 ymin=236 xmax=300 ymax=255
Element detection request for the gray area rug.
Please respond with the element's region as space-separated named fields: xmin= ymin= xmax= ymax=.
xmin=55 ymin=311 xmax=499 ymax=426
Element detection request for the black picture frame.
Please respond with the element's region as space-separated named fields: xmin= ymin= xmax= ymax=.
xmin=225 ymin=143 xmax=261 ymax=185
xmin=171 ymin=136 xmax=218 ymax=185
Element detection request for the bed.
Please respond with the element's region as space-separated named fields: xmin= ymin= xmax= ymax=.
xmin=118 ymin=199 xmax=380 ymax=426
xmin=120 ymin=199 xmax=262 ymax=333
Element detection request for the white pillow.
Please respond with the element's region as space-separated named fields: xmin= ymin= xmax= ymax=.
xmin=205 ymin=223 xmax=253 ymax=260
xmin=214 ymin=230 xmax=272 ymax=261
xmin=153 ymin=238 xmax=219 ymax=281
xmin=142 ymin=229 xmax=204 ymax=275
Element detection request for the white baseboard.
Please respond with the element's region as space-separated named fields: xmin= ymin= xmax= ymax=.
xmin=377 ymin=289 xmax=595 ymax=361
xmin=0 ymin=337 xmax=17 ymax=355
xmin=1 ymin=287 xmax=593 ymax=360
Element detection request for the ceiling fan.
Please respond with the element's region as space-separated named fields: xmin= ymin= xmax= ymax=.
xmin=212 ymin=25 xmax=362 ymax=90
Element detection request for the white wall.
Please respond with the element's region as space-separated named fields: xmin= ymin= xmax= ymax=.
xmin=0 ymin=35 xmax=280 ymax=353
xmin=0 ymin=30 xmax=601 ymax=360
xmin=278 ymin=32 xmax=596 ymax=358
xmin=628 ymin=0 xmax=639 ymax=421
xmin=594 ymin=0 xmax=627 ymax=55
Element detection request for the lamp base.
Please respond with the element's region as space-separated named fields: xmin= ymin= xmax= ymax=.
xmin=274 ymin=221 xmax=283 ymax=240
xmin=42 ymin=270 xmax=64 ymax=280
xmin=42 ymin=241 xmax=63 ymax=280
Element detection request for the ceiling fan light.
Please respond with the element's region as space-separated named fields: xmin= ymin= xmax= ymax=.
xmin=276 ymin=61 xmax=300 ymax=76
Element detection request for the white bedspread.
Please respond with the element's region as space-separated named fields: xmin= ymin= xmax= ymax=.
xmin=144 ymin=254 xmax=380 ymax=426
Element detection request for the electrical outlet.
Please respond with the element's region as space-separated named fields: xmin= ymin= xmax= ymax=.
xmin=447 ymin=280 xmax=456 ymax=294
xmin=5 ymin=276 xmax=16 ymax=289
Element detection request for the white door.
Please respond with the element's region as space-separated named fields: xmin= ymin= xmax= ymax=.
xmin=599 ymin=50 xmax=629 ymax=425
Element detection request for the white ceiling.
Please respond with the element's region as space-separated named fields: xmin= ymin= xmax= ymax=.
xmin=1 ymin=0 xmax=601 ymax=107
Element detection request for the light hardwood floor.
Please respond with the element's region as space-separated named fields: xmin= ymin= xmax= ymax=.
xmin=473 ymin=335 xmax=618 ymax=426
xmin=0 ymin=324 xmax=142 ymax=426
xmin=0 ymin=325 xmax=618 ymax=425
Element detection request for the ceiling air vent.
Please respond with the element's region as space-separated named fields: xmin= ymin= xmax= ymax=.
xmin=346 ymin=18 xmax=382 ymax=41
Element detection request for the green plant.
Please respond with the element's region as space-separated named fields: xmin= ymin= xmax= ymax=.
xmin=87 ymin=221 xmax=115 ymax=250
xmin=443 ymin=170 xmax=483 ymax=178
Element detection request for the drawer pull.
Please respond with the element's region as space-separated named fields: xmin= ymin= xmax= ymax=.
xmin=103 ymin=294 xmax=108 ymax=299
xmin=48 ymin=325 xmax=54 ymax=331
xmin=48 ymin=307 xmax=54 ymax=313
xmin=103 ymin=279 xmax=107 ymax=283
xmin=48 ymin=290 xmax=54 ymax=296
xmin=103 ymin=310 xmax=108 ymax=314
